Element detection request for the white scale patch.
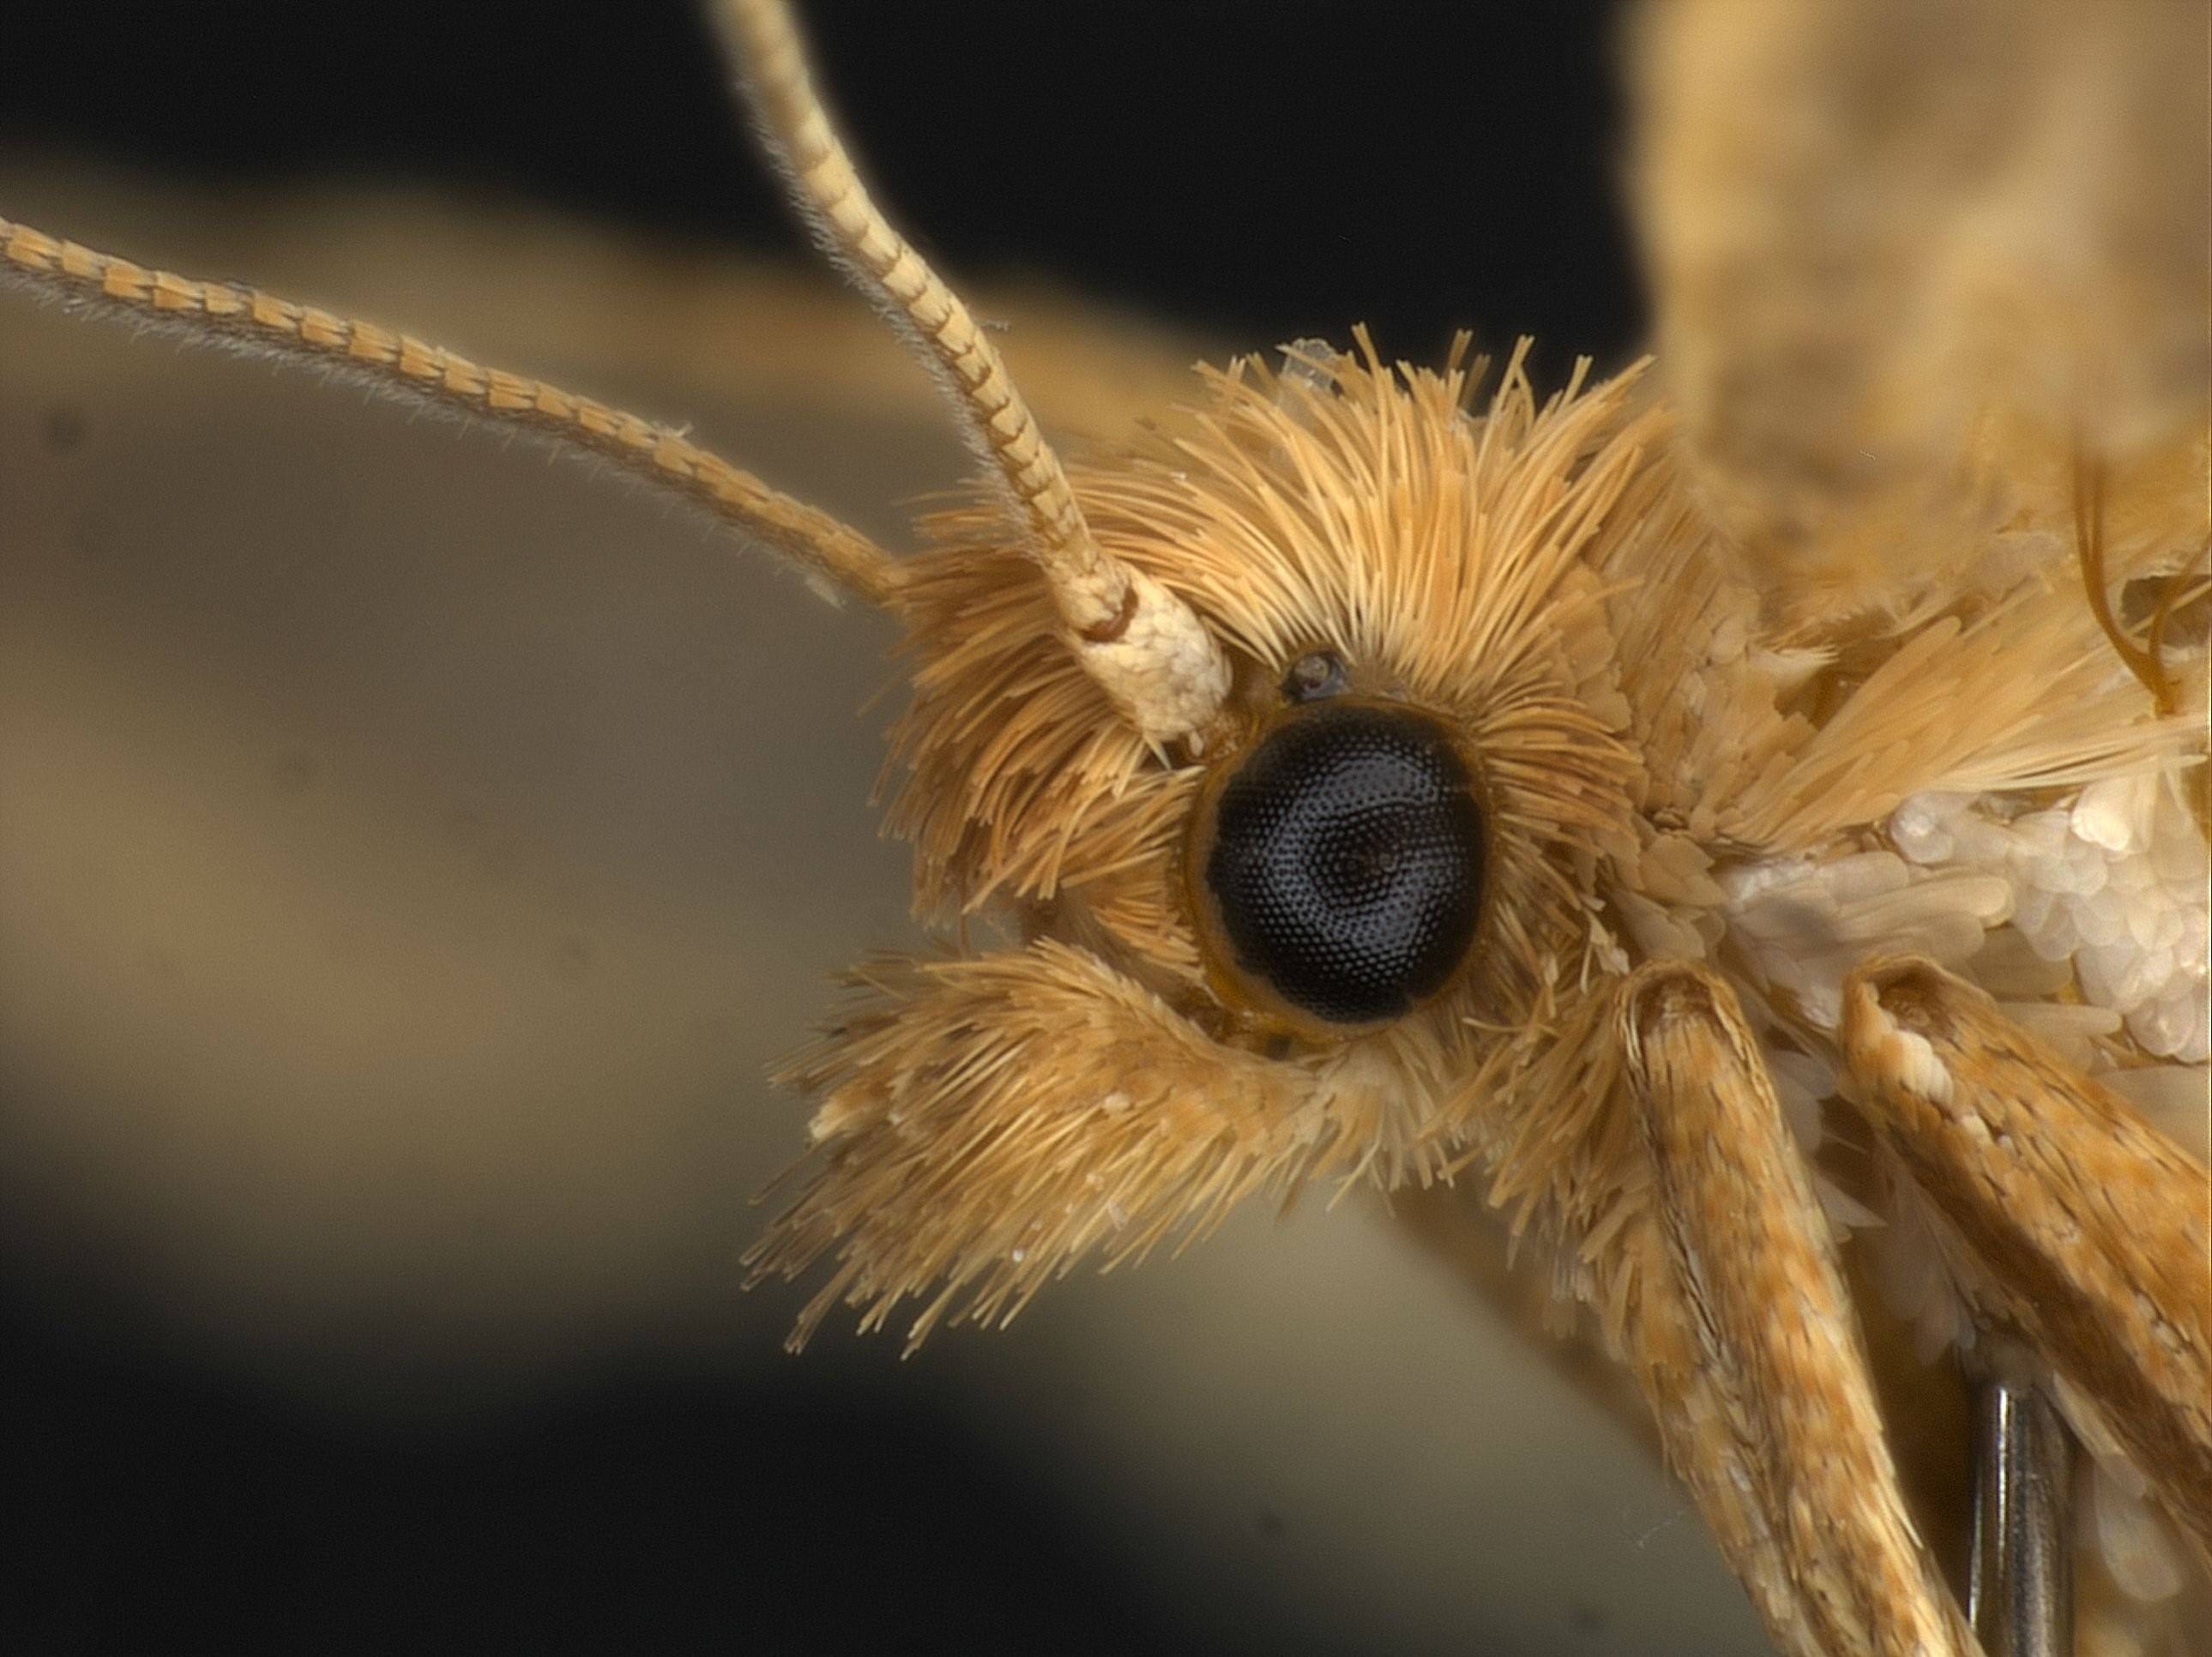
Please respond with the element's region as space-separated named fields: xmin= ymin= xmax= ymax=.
xmin=1891 ymin=775 xmax=2210 ymax=1064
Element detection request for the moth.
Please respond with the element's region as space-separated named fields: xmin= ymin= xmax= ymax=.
xmin=2 ymin=2 xmax=2205 ymax=1654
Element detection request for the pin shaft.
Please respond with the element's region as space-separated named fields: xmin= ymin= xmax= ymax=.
xmin=1968 ymin=1377 xmax=2073 ymax=1657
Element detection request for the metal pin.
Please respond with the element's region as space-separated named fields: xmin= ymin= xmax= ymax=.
xmin=1968 ymin=1374 xmax=2074 ymax=1657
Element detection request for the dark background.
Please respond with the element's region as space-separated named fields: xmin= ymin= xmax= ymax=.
xmin=0 ymin=4 xmax=1641 ymax=1653
xmin=2 ymin=1 xmax=1641 ymax=372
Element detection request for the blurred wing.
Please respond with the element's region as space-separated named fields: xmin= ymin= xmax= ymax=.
xmin=1630 ymin=0 xmax=2209 ymax=619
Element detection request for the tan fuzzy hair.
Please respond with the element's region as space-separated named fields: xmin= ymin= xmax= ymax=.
xmin=891 ymin=334 xmax=1657 ymax=997
xmin=756 ymin=943 xmax=1386 ymax=1351
xmin=750 ymin=337 xmax=1699 ymax=1347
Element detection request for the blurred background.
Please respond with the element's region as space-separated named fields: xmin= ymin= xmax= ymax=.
xmin=0 ymin=3 xmax=1782 ymax=1653
xmin=2 ymin=0 xmax=1645 ymax=371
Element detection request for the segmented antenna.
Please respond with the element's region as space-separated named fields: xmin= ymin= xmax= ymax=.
xmin=720 ymin=0 xmax=1232 ymax=745
xmin=0 ymin=215 xmax=900 ymax=606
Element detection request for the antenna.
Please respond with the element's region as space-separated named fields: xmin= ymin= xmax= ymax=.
xmin=720 ymin=0 xmax=1232 ymax=745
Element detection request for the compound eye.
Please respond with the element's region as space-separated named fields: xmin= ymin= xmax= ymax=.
xmin=1194 ymin=702 xmax=1484 ymax=1027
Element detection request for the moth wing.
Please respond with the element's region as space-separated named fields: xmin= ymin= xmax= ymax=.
xmin=1630 ymin=0 xmax=2209 ymax=618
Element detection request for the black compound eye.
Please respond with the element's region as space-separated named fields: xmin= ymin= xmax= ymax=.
xmin=1199 ymin=702 xmax=1484 ymax=1026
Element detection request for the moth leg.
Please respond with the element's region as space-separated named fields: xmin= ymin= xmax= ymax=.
xmin=1840 ymin=955 xmax=2212 ymax=1561
xmin=1616 ymin=962 xmax=1977 ymax=1657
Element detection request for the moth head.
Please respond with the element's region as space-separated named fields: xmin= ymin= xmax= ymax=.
xmin=753 ymin=336 xmax=1667 ymax=1347
xmin=716 ymin=3 xmax=1645 ymax=1021
xmin=892 ymin=336 xmax=1653 ymax=1042
xmin=722 ymin=0 xmax=1660 ymax=1343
